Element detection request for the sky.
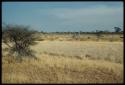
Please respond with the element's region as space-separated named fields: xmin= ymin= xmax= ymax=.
xmin=2 ymin=2 xmax=123 ymax=32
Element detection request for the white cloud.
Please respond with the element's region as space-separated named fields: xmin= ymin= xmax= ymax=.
xmin=48 ymin=6 xmax=120 ymax=17
xmin=36 ymin=5 xmax=123 ymax=31
xmin=38 ymin=5 xmax=123 ymax=23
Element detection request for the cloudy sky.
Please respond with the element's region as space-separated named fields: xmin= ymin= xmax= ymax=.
xmin=2 ymin=2 xmax=123 ymax=32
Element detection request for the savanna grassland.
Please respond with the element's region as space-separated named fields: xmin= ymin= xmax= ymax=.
xmin=2 ymin=33 xmax=124 ymax=83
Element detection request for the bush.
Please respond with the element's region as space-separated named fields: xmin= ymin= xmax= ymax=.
xmin=2 ymin=24 xmax=38 ymax=62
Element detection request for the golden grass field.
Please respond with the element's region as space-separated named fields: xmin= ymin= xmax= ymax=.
xmin=2 ymin=34 xmax=124 ymax=84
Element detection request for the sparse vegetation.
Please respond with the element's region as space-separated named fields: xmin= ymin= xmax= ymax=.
xmin=34 ymin=32 xmax=123 ymax=41
xmin=2 ymin=40 xmax=123 ymax=83
xmin=2 ymin=25 xmax=123 ymax=84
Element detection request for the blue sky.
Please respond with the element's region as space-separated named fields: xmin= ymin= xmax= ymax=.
xmin=2 ymin=2 xmax=123 ymax=32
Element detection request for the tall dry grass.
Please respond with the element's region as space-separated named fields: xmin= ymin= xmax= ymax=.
xmin=2 ymin=53 xmax=123 ymax=83
xmin=2 ymin=41 xmax=123 ymax=83
xmin=32 ymin=41 xmax=123 ymax=64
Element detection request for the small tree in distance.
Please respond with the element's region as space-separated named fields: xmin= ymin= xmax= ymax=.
xmin=113 ymin=27 xmax=121 ymax=33
xmin=2 ymin=24 xmax=38 ymax=62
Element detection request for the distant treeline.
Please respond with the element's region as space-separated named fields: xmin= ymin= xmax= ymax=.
xmin=40 ymin=27 xmax=123 ymax=34
xmin=2 ymin=23 xmax=123 ymax=35
xmin=40 ymin=31 xmax=123 ymax=34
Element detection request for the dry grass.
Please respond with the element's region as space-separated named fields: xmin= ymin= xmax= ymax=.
xmin=32 ymin=41 xmax=123 ymax=64
xmin=2 ymin=41 xmax=124 ymax=84
xmin=36 ymin=33 xmax=123 ymax=42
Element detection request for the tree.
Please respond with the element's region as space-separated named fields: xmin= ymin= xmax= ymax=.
xmin=114 ymin=27 xmax=121 ymax=32
xmin=2 ymin=24 xmax=38 ymax=62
